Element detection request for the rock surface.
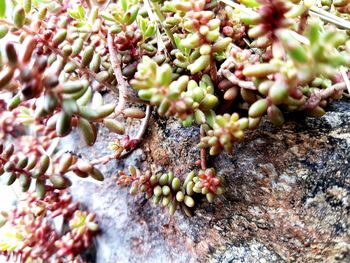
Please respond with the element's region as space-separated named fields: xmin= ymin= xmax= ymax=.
xmin=69 ymin=99 xmax=350 ymax=263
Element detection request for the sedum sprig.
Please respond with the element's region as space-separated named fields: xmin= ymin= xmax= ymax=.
xmin=0 ymin=189 xmax=99 ymax=262
xmin=117 ymin=165 xmax=224 ymax=216
xmin=130 ymin=56 xmax=218 ymax=126
xmin=199 ymin=113 xmax=248 ymax=155
xmin=0 ymin=0 xmax=349 ymax=216
xmin=0 ymin=142 xmax=104 ymax=197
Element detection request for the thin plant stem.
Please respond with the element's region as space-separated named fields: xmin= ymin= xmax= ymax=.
xmin=340 ymin=67 xmax=350 ymax=95
xmin=121 ymin=105 xmax=152 ymax=157
xmin=151 ymin=1 xmax=175 ymax=48
xmin=134 ymin=105 xmax=152 ymax=143
xmin=0 ymin=19 xmax=143 ymax=104
xmin=107 ymin=32 xmax=128 ymax=115
xmin=90 ymin=105 xmax=152 ymax=163
xmin=143 ymin=0 xmax=168 ymax=54
xmin=310 ymin=6 xmax=350 ymax=30
xmin=222 ymin=69 xmax=256 ymax=90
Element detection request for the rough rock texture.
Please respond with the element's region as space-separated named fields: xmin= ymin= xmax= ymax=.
xmin=69 ymin=100 xmax=350 ymax=263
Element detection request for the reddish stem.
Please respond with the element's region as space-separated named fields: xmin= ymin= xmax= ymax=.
xmin=107 ymin=32 xmax=128 ymax=115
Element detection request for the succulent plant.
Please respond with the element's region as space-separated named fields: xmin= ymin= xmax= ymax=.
xmin=163 ymin=0 xmax=232 ymax=76
xmin=0 ymin=0 xmax=349 ymax=222
xmin=131 ymin=56 xmax=219 ymax=126
xmin=0 ymin=142 xmax=104 ymax=197
xmin=0 ymin=189 xmax=98 ymax=262
xmin=199 ymin=113 xmax=248 ymax=155
xmin=117 ymin=165 xmax=223 ymax=216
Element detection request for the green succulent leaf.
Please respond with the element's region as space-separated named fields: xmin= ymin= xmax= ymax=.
xmin=0 ymin=0 xmax=6 ymax=18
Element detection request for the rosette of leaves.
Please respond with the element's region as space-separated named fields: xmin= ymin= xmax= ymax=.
xmin=118 ymin=165 xmax=223 ymax=216
xmin=98 ymin=0 xmax=158 ymax=69
xmin=220 ymin=5 xmax=248 ymax=45
xmin=100 ymin=0 xmax=140 ymax=30
xmin=100 ymin=0 xmax=156 ymax=56
xmin=276 ymin=21 xmax=349 ymax=114
xmin=199 ymin=113 xmax=248 ymax=155
xmin=0 ymin=143 xmax=104 ymax=197
xmin=278 ymin=21 xmax=350 ymax=81
xmin=56 ymin=210 xmax=99 ymax=258
xmin=192 ymin=168 xmax=224 ymax=203
xmin=239 ymin=0 xmax=310 ymax=49
xmin=137 ymin=15 xmax=157 ymax=41
xmin=163 ymin=0 xmax=232 ymax=74
xmin=119 ymin=167 xmax=188 ymax=215
xmin=67 ymin=4 xmax=101 ymax=33
xmin=130 ymin=56 xmax=218 ymax=126
xmin=181 ymin=74 xmax=219 ymax=126
xmin=240 ymin=21 xmax=350 ymax=126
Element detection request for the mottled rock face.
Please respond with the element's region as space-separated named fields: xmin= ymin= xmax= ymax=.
xmin=69 ymin=100 xmax=350 ymax=263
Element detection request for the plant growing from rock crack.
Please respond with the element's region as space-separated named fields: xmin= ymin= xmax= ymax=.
xmin=118 ymin=165 xmax=224 ymax=216
xmin=0 ymin=0 xmax=349 ymax=225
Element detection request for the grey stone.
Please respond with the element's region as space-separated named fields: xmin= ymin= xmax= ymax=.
xmin=68 ymin=100 xmax=350 ymax=263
